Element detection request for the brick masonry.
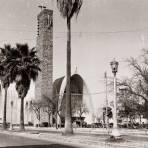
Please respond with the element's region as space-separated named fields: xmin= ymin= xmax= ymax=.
xmin=35 ymin=9 xmax=53 ymax=102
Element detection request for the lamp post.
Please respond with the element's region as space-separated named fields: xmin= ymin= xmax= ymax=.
xmin=26 ymin=101 xmax=28 ymax=125
xmin=110 ymin=59 xmax=121 ymax=139
xmin=10 ymin=100 xmax=13 ymax=130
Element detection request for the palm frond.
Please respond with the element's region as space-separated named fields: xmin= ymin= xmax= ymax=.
xmin=30 ymin=47 xmax=37 ymax=57
xmin=0 ymin=43 xmax=40 ymax=98
xmin=57 ymin=0 xmax=83 ymax=19
xmin=16 ymin=43 xmax=29 ymax=57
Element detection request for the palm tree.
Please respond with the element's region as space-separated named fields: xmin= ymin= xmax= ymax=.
xmin=4 ymin=43 xmax=40 ymax=130
xmin=0 ymin=45 xmax=13 ymax=129
xmin=1 ymin=73 xmax=10 ymax=129
xmin=56 ymin=0 xmax=83 ymax=134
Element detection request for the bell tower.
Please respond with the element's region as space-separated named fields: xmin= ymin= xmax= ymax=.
xmin=35 ymin=8 xmax=53 ymax=101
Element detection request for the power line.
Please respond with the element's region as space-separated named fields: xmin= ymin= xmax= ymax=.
xmin=55 ymin=91 xmax=112 ymax=96
xmin=1 ymin=27 xmax=148 ymax=34
xmin=0 ymin=28 xmax=35 ymax=33
xmin=54 ymin=28 xmax=148 ymax=34
xmin=0 ymin=38 xmax=36 ymax=43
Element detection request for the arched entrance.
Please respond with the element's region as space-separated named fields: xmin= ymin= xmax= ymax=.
xmin=53 ymin=74 xmax=94 ymax=127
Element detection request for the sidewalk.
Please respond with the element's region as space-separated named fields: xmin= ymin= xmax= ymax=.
xmin=0 ymin=127 xmax=148 ymax=148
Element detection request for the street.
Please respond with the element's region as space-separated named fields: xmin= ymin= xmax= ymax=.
xmin=1 ymin=127 xmax=148 ymax=148
xmin=0 ymin=132 xmax=78 ymax=148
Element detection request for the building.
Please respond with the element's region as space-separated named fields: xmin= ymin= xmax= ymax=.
xmin=53 ymin=73 xmax=94 ymax=126
xmin=34 ymin=9 xmax=93 ymax=125
xmin=0 ymin=8 xmax=94 ymax=126
xmin=35 ymin=8 xmax=53 ymax=102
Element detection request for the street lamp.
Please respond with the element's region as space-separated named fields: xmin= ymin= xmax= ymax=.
xmin=10 ymin=100 xmax=13 ymax=130
xmin=26 ymin=101 xmax=28 ymax=125
xmin=110 ymin=59 xmax=121 ymax=139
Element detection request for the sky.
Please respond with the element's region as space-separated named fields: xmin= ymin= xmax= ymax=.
xmin=0 ymin=0 xmax=148 ymax=113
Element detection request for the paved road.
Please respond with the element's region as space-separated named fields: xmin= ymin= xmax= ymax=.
xmin=0 ymin=132 xmax=79 ymax=148
xmin=1 ymin=128 xmax=148 ymax=148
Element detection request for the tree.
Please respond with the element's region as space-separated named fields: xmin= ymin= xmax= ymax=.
xmin=56 ymin=0 xmax=83 ymax=134
xmin=3 ymin=43 xmax=40 ymax=130
xmin=0 ymin=45 xmax=13 ymax=129
xmin=103 ymin=107 xmax=113 ymax=119
xmin=102 ymin=106 xmax=112 ymax=127
xmin=29 ymin=100 xmax=43 ymax=127
xmin=119 ymin=68 xmax=147 ymax=115
xmin=118 ymin=49 xmax=148 ymax=121
xmin=29 ymin=97 xmax=57 ymax=128
xmin=118 ymin=88 xmax=145 ymax=126
xmin=42 ymin=95 xmax=68 ymax=129
xmin=42 ymin=95 xmax=57 ymax=127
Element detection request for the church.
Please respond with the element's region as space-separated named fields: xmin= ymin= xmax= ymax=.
xmin=0 ymin=8 xmax=94 ymax=127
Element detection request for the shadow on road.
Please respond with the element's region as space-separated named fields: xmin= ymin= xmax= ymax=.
xmin=4 ymin=144 xmax=78 ymax=148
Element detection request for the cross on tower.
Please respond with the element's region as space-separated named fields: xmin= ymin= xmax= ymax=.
xmin=38 ymin=5 xmax=46 ymax=11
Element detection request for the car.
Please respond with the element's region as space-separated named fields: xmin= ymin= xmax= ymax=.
xmin=40 ymin=122 xmax=49 ymax=127
xmin=118 ymin=121 xmax=129 ymax=128
xmin=82 ymin=121 xmax=87 ymax=128
xmin=90 ymin=123 xmax=103 ymax=128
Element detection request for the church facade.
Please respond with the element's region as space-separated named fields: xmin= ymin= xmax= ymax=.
xmin=0 ymin=8 xmax=94 ymax=126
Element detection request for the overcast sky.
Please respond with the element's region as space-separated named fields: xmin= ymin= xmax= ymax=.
xmin=0 ymin=0 xmax=148 ymax=112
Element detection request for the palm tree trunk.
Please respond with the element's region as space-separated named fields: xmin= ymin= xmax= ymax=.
xmin=64 ymin=18 xmax=73 ymax=134
xmin=3 ymin=88 xmax=7 ymax=129
xmin=20 ymin=97 xmax=25 ymax=130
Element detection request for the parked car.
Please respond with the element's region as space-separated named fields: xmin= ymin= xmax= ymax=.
xmin=40 ymin=122 xmax=49 ymax=127
xmin=90 ymin=123 xmax=103 ymax=128
xmin=28 ymin=122 xmax=33 ymax=126
xmin=82 ymin=121 xmax=87 ymax=128
xmin=118 ymin=121 xmax=129 ymax=128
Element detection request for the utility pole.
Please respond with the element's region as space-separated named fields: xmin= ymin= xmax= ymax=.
xmin=104 ymin=72 xmax=109 ymax=133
